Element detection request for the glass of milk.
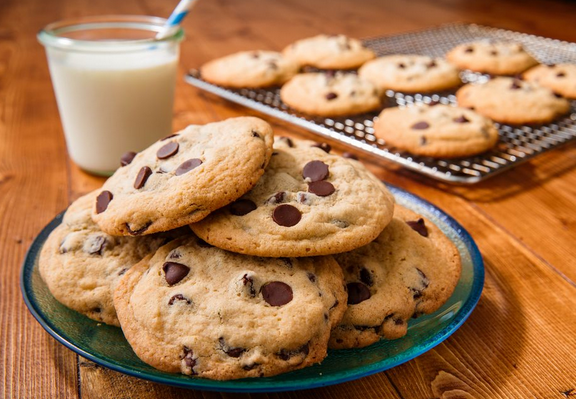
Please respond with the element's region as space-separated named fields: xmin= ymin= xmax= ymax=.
xmin=38 ymin=15 xmax=183 ymax=176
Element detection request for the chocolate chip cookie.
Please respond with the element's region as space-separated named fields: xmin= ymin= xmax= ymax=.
xmin=113 ymin=236 xmax=347 ymax=379
xmin=39 ymin=191 xmax=183 ymax=326
xmin=456 ymin=77 xmax=571 ymax=124
xmin=374 ymin=103 xmax=499 ymax=158
xmin=283 ymin=34 xmax=375 ymax=70
xmin=190 ymin=137 xmax=395 ymax=257
xmin=359 ymin=55 xmax=462 ymax=93
xmin=200 ymin=50 xmax=300 ymax=88
xmin=92 ymin=117 xmax=274 ymax=236
xmin=329 ymin=205 xmax=461 ymax=349
xmin=523 ymin=63 xmax=576 ymax=99
xmin=446 ymin=41 xmax=538 ymax=75
xmin=280 ymin=72 xmax=382 ymax=117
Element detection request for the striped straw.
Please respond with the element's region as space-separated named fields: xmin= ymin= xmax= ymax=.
xmin=155 ymin=0 xmax=198 ymax=40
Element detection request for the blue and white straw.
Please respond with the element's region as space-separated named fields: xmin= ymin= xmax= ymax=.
xmin=156 ymin=0 xmax=198 ymax=40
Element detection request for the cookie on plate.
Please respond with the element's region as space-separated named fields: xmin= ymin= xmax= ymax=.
xmin=190 ymin=137 xmax=395 ymax=257
xmin=200 ymin=50 xmax=300 ymax=88
xmin=283 ymin=34 xmax=375 ymax=70
xmin=114 ymin=236 xmax=347 ymax=380
xmin=39 ymin=191 xmax=184 ymax=326
xmin=329 ymin=205 xmax=461 ymax=349
xmin=92 ymin=117 xmax=274 ymax=236
xmin=280 ymin=72 xmax=382 ymax=117
xmin=523 ymin=63 xmax=576 ymax=99
xmin=446 ymin=41 xmax=538 ymax=75
xmin=358 ymin=55 xmax=461 ymax=93
xmin=456 ymin=77 xmax=570 ymax=124
xmin=374 ymin=103 xmax=499 ymax=158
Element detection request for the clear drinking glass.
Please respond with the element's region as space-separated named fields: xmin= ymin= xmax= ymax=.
xmin=38 ymin=15 xmax=184 ymax=176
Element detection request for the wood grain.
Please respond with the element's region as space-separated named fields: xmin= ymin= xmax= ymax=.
xmin=2 ymin=0 xmax=576 ymax=398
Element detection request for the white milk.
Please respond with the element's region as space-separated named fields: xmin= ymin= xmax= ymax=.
xmin=46 ymin=49 xmax=178 ymax=175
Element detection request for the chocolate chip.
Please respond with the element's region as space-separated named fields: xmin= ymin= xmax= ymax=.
xmin=219 ymin=337 xmax=245 ymax=357
xmin=251 ymin=52 xmax=259 ymax=59
xmin=453 ymin=115 xmax=470 ymax=123
xmin=397 ymin=63 xmax=406 ymax=69
xmin=428 ymin=100 xmax=440 ymax=106
xmin=557 ymin=72 xmax=566 ymax=78
xmin=157 ymin=141 xmax=179 ymax=159
xmin=311 ymin=142 xmax=331 ymax=153
xmin=395 ymin=318 xmax=404 ymax=325
xmin=168 ymin=294 xmax=191 ymax=305
xmin=91 ymin=307 xmax=101 ymax=313
xmin=279 ymin=136 xmax=294 ymax=147
xmin=554 ymin=93 xmax=563 ymax=98
xmin=325 ymin=92 xmax=338 ymax=100
xmin=302 ymin=160 xmax=329 ymax=182
xmin=242 ymin=363 xmax=259 ymax=371
xmin=125 ymin=222 xmax=151 ymax=236
xmin=175 ymin=159 xmax=202 ymax=176
xmin=163 ymin=262 xmax=190 ymax=285
xmin=464 ymin=46 xmax=474 ymax=53
xmin=87 ymin=236 xmax=107 ymax=255
xmin=420 ymin=136 xmax=427 ymax=146
xmin=347 ymin=282 xmax=371 ymax=304
xmin=360 ymin=268 xmax=373 ymax=286
xmin=252 ymin=130 xmax=261 ymax=138
xmin=426 ymin=60 xmax=437 ymax=68
xmin=230 ymin=199 xmax=257 ymax=216
xmin=307 ymin=273 xmax=316 ymax=283
xmin=181 ymin=347 xmax=197 ymax=375
xmin=95 ymin=191 xmax=113 ymax=214
xmin=278 ymin=343 xmax=309 ymax=360
xmin=510 ymin=80 xmax=522 ymax=90
xmin=490 ymin=50 xmax=498 ymax=56
xmin=134 ymin=166 xmax=152 ymax=189
xmin=273 ymin=204 xmax=301 ymax=227
xmin=410 ymin=120 xmax=430 ymax=131
xmin=406 ymin=218 xmax=428 ymax=237
xmin=267 ymin=191 xmax=286 ymax=205
xmin=161 ymin=133 xmax=178 ymax=141
xmin=308 ymin=181 xmax=335 ymax=196
xmin=342 ymin=152 xmax=358 ymax=160
xmin=120 ymin=151 xmax=137 ymax=167
xmin=261 ymin=281 xmax=293 ymax=306
xmin=242 ymin=274 xmax=256 ymax=297
xmin=297 ymin=192 xmax=311 ymax=205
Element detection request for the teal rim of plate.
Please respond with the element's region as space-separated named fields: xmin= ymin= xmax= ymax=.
xmin=20 ymin=184 xmax=484 ymax=393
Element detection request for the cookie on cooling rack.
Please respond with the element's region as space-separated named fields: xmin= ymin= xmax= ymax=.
xmin=39 ymin=191 xmax=185 ymax=326
xmin=91 ymin=117 xmax=274 ymax=236
xmin=283 ymin=34 xmax=375 ymax=70
xmin=190 ymin=137 xmax=395 ymax=257
xmin=113 ymin=236 xmax=347 ymax=380
xmin=446 ymin=41 xmax=538 ymax=75
xmin=329 ymin=205 xmax=461 ymax=349
xmin=373 ymin=103 xmax=499 ymax=158
xmin=280 ymin=72 xmax=382 ymax=117
xmin=456 ymin=77 xmax=570 ymax=124
xmin=359 ymin=55 xmax=462 ymax=93
xmin=200 ymin=50 xmax=300 ymax=88
xmin=523 ymin=63 xmax=576 ymax=99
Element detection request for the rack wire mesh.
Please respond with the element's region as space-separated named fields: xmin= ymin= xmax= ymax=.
xmin=185 ymin=23 xmax=576 ymax=184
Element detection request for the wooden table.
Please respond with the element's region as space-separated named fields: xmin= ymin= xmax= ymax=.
xmin=2 ymin=0 xmax=576 ymax=397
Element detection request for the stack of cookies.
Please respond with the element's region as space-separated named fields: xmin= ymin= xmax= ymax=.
xmin=198 ymin=35 xmax=574 ymax=159
xmin=40 ymin=116 xmax=462 ymax=380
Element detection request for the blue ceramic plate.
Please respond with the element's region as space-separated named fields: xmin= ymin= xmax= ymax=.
xmin=21 ymin=185 xmax=484 ymax=392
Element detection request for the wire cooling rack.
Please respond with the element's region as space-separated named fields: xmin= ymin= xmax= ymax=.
xmin=185 ymin=23 xmax=576 ymax=184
